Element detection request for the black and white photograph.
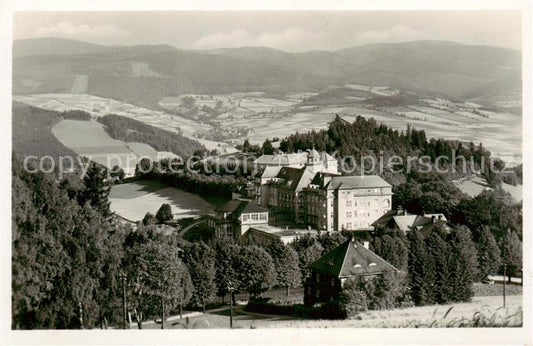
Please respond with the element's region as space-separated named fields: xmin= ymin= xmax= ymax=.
xmin=1 ymin=1 xmax=531 ymax=345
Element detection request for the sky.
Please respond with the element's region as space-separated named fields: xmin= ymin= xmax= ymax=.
xmin=13 ymin=11 xmax=522 ymax=52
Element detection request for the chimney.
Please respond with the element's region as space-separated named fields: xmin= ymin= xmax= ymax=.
xmin=403 ymin=209 xmax=407 ymax=216
xmin=397 ymin=206 xmax=403 ymax=215
xmin=362 ymin=241 xmax=370 ymax=249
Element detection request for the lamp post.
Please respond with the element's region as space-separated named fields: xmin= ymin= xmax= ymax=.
xmin=502 ymin=263 xmax=507 ymax=308
xmin=119 ymin=272 xmax=127 ymax=329
xmin=227 ymin=281 xmax=235 ymax=329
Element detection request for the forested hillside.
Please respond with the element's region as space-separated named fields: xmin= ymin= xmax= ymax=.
xmin=12 ymin=102 xmax=78 ymax=165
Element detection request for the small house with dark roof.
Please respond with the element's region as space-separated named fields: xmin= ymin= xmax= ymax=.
xmin=371 ymin=206 xmax=449 ymax=234
xmin=304 ymin=239 xmax=399 ymax=306
xmin=207 ymin=199 xmax=269 ymax=239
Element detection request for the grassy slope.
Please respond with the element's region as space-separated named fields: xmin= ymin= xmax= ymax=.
xmin=12 ymin=101 xmax=78 ymax=162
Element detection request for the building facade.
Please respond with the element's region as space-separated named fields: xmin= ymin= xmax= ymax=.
xmin=302 ymin=173 xmax=393 ymax=232
xmin=207 ymin=200 xmax=269 ymax=239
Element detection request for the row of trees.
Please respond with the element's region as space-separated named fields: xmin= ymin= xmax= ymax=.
xmin=371 ymin=222 xmax=522 ymax=307
xmin=12 ymin=159 xmax=125 ymax=328
xmin=135 ymin=158 xmax=248 ymax=201
xmin=97 ymin=114 xmax=206 ymax=159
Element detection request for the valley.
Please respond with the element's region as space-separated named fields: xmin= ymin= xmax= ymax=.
xmin=14 ymin=87 xmax=522 ymax=166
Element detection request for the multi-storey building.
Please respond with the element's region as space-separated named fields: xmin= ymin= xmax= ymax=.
xmin=254 ymin=149 xmax=338 ymax=208
xmin=302 ymin=173 xmax=393 ymax=232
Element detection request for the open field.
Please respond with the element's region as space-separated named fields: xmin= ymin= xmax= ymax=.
xmin=141 ymin=295 xmax=522 ymax=329
xmin=454 ymin=175 xmax=522 ymax=202
xmin=52 ymin=119 xmax=166 ymax=175
xmin=109 ymin=180 xmax=214 ymax=222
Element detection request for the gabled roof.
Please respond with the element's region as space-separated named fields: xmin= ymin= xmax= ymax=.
xmin=392 ymin=215 xmax=419 ymax=232
xmin=309 ymin=171 xmax=339 ymax=187
xmin=418 ymin=220 xmax=451 ymax=238
xmin=272 ymin=166 xmax=315 ymax=192
xmin=215 ymin=200 xmax=268 ymax=215
xmin=371 ymin=209 xmax=400 ymax=228
xmin=308 ymin=240 xmax=399 ymax=278
xmin=326 ymin=175 xmax=391 ymax=190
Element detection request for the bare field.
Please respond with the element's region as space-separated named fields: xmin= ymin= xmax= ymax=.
xmin=52 ymin=119 xmax=163 ymax=175
xmin=109 ymin=180 xmax=214 ymax=221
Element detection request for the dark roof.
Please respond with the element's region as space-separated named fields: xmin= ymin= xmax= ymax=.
xmin=327 ymin=175 xmax=391 ymax=190
xmin=371 ymin=209 xmax=399 ymax=228
xmin=418 ymin=220 xmax=451 ymax=238
xmin=272 ymin=166 xmax=315 ymax=192
xmin=215 ymin=200 xmax=268 ymax=215
xmin=308 ymin=240 xmax=399 ymax=278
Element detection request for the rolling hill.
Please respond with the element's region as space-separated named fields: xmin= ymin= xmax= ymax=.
xmin=13 ymin=38 xmax=521 ymax=108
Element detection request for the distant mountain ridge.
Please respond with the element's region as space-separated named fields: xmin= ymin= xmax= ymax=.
xmin=13 ymin=37 xmax=521 ymax=107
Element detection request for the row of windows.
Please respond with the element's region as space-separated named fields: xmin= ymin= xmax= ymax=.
xmin=344 ymin=198 xmax=390 ymax=207
xmin=340 ymin=188 xmax=382 ymax=195
xmin=242 ymin=213 xmax=268 ymax=222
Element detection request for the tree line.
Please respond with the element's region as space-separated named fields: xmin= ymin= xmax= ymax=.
xmin=97 ymin=114 xmax=206 ymax=159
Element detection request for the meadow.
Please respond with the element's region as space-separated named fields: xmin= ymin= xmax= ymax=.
xmin=109 ymin=180 xmax=214 ymax=222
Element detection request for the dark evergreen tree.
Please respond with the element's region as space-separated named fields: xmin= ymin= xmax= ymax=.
xmin=142 ymin=212 xmax=157 ymax=226
xmin=77 ymin=162 xmax=112 ymax=218
xmin=371 ymin=228 xmax=408 ymax=271
xmin=426 ymin=230 xmax=452 ymax=304
xmin=476 ymin=226 xmax=501 ymax=280
xmin=155 ymin=203 xmax=173 ymax=223
xmin=407 ymin=230 xmax=436 ymax=306
xmin=447 ymin=226 xmax=478 ymax=302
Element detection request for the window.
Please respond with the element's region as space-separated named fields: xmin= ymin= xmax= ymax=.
xmin=368 ymin=202 xmax=370 ymax=206
xmin=252 ymin=214 xmax=259 ymax=221
xmin=259 ymin=213 xmax=267 ymax=221
xmin=346 ymin=200 xmax=352 ymax=208
xmin=346 ymin=211 xmax=352 ymax=218
xmin=243 ymin=215 xmax=250 ymax=222
xmin=346 ymin=222 xmax=352 ymax=229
